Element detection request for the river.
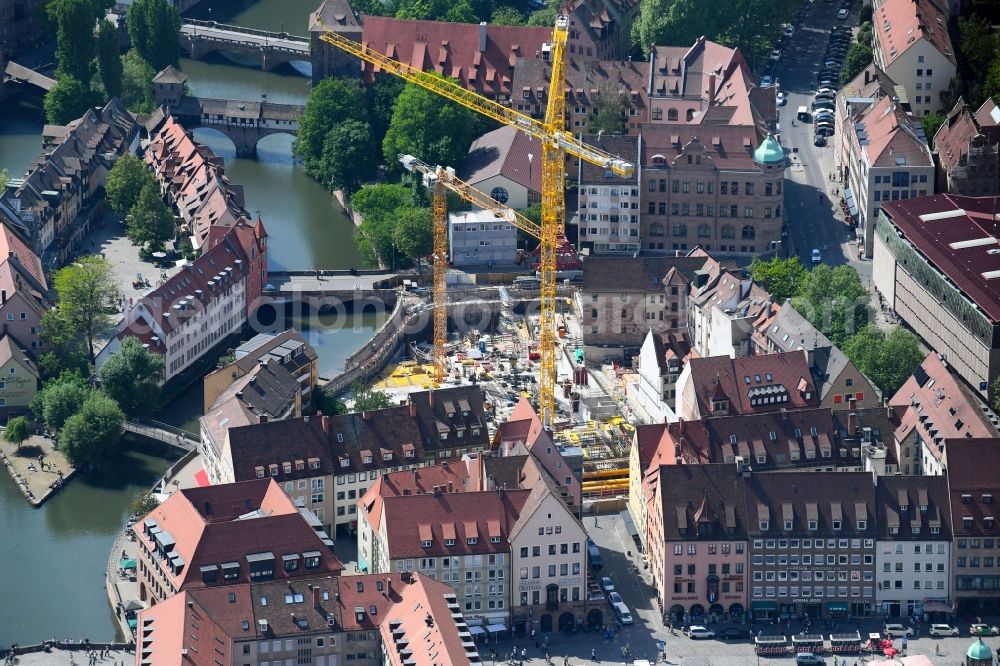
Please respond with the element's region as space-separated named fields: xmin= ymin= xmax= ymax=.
xmin=0 ymin=0 xmax=388 ymax=644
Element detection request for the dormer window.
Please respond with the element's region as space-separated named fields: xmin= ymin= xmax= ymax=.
xmin=931 ymin=526 xmax=940 ymax=534
xmin=440 ymin=433 xmax=448 ymax=441
xmin=363 ymin=455 xmax=372 ymax=464
xmin=759 ymin=520 xmax=769 ymax=531
xmin=857 ymin=520 xmax=867 ymax=530
xmin=340 ymin=458 xmax=349 ymax=468
xmin=757 ymin=454 xmax=766 ymax=464
xmin=491 ymin=536 xmax=501 ymax=544
xmin=383 ymin=452 xmax=393 ymax=461
xmin=784 ymin=520 xmax=793 ymax=531
xmin=962 ymin=494 xmax=972 ymax=504
xmin=406 ymin=450 xmax=415 ymax=458
xmin=810 ymin=427 xmax=818 ymax=437
xmin=309 ymin=458 xmax=320 ymax=470
xmin=890 ymin=526 xmax=899 ymax=534
xmin=985 ymin=517 xmax=995 ymax=528
xmin=445 ymin=539 xmax=455 ymax=546
xmin=421 ymin=540 xmax=432 ymax=548
xmin=832 ymin=520 xmax=842 ymax=531
xmin=268 ymin=464 xmax=278 ymax=477
xmin=730 ymin=435 xmax=737 ymax=445
xmin=255 ymin=466 xmax=265 ymax=478
xmin=964 ymin=517 xmax=974 ymax=529
xmin=794 ymin=428 xmax=802 ymax=438
xmin=769 ymin=431 xmax=777 ymax=441
xmin=808 ymin=520 xmax=818 ymax=531
xmin=984 ymin=494 xmax=993 ymax=504
xmin=467 ymin=537 xmax=478 ymax=545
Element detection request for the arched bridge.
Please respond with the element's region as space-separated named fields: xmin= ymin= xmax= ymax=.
xmin=170 ymin=94 xmax=304 ymax=158
xmin=180 ymin=19 xmax=310 ymax=72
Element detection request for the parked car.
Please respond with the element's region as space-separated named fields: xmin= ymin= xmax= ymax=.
xmin=721 ymin=627 xmax=751 ymax=640
xmin=600 ymin=576 xmax=615 ymax=593
xmin=761 ymin=75 xmax=774 ymax=87
xmin=612 ymin=600 xmax=633 ymax=625
xmin=770 ymin=49 xmax=781 ymax=61
xmin=928 ymin=624 xmax=959 ymax=637
xmin=784 ymin=24 xmax=795 ymax=37
xmin=811 ymin=248 xmax=822 ymax=264
xmin=817 ymin=87 xmax=837 ymax=95
xmin=969 ymin=624 xmax=1000 ymax=637
xmin=816 ymin=125 xmax=835 ymax=136
xmin=837 ymin=8 xmax=849 ymax=18
xmin=686 ymin=626 xmax=715 ymax=639
xmin=813 ymin=134 xmax=827 ymax=147
xmin=796 ymin=654 xmax=826 ymax=666
xmin=884 ymin=624 xmax=915 ymax=638
xmin=777 ymin=92 xmax=787 ymax=106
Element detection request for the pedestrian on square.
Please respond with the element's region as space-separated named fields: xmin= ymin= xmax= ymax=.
xmin=592 ymin=648 xmax=598 ymax=661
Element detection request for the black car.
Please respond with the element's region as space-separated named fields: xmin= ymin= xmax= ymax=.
xmin=721 ymin=627 xmax=751 ymax=640
xmin=814 ymin=134 xmax=827 ymax=147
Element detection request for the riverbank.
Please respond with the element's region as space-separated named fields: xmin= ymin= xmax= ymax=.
xmin=0 ymin=435 xmax=76 ymax=507
xmin=1 ymin=644 xmax=133 ymax=665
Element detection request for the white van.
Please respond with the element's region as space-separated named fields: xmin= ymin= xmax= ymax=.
xmin=797 ymin=106 xmax=810 ymax=121
xmin=612 ymin=601 xmax=634 ymax=625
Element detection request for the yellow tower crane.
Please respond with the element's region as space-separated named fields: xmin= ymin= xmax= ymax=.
xmin=399 ymin=156 xmax=544 ymax=385
xmin=319 ymin=18 xmax=634 ymax=427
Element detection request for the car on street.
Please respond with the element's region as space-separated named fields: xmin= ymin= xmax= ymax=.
xmin=600 ymin=576 xmax=615 ymax=593
xmin=969 ymin=624 xmax=1000 ymax=637
xmin=761 ymin=75 xmax=774 ymax=87
xmin=817 ymin=87 xmax=836 ymax=95
xmin=811 ymin=248 xmax=822 ymax=263
xmin=884 ymin=624 xmax=915 ymax=638
xmin=608 ymin=591 xmax=623 ymax=605
xmin=813 ymin=102 xmax=835 ymax=112
xmin=813 ymin=134 xmax=827 ymax=147
xmin=777 ymin=92 xmax=787 ymax=106
xmin=784 ymin=24 xmax=795 ymax=37
xmin=797 ymin=106 xmax=811 ymax=120
xmin=770 ymin=49 xmax=781 ymax=61
xmin=928 ymin=624 xmax=960 ymax=637
xmin=816 ymin=125 xmax=835 ymax=136
xmin=721 ymin=627 xmax=751 ymax=640
xmin=612 ymin=600 xmax=633 ymax=625
xmin=686 ymin=626 xmax=715 ymax=639
xmin=837 ymin=8 xmax=849 ymax=18
xmin=796 ymin=654 xmax=826 ymax=666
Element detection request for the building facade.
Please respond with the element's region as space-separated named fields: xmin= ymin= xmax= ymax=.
xmin=932 ymin=98 xmax=1000 ymax=196
xmin=575 ymin=134 xmax=642 ymax=254
xmin=874 ymin=195 xmax=1000 ymax=401
xmin=0 ymin=0 xmax=46 ymax=57
xmin=448 ymin=209 xmax=518 ymax=267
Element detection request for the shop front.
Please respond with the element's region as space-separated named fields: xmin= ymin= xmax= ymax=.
xmin=751 ymin=600 xmax=777 ymax=622
xmin=826 ymin=602 xmax=849 ymax=619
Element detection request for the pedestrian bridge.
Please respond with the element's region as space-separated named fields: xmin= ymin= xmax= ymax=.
xmin=4 ymin=60 xmax=56 ymax=92
xmin=169 ymin=94 xmax=304 ymax=157
xmin=124 ymin=419 xmax=199 ymax=451
xmin=179 ymin=19 xmax=310 ymax=72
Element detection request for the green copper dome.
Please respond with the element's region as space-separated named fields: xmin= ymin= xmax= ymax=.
xmin=753 ymin=132 xmax=785 ymax=165
xmin=968 ymin=638 xmax=992 ymax=661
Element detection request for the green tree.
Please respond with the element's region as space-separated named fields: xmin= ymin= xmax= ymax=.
xmin=0 ymin=168 xmax=9 ymax=191
xmin=318 ymin=120 xmax=379 ymax=194
xmin=844 ymin=325 xmax=923 ymax=396
xmin=32 ymin=373 xmax=91 ymax=432
xmin=127 ymin=0 xmax=180 ymax=71
xmin=127 ymin=181 xmax=174 ymax=246
xmin=50 ymin=0 xmax=96 ymax=84
xmin=393 ymin=206 xmax=434 ymax=267
xmin=293 ymin=78 xmax=367 ymax=178
xmin=792 ymin=264 xmax=869 ymax=347
xmin=841 ymin=42 xmax=873 ymax=83
xmin=350 ymin=382 xmax=396 ymax=412
xmin=99 ymin=336 xmax=164 ymax=418
xmin=921 ymin=113 xmax=946 ymax=150
xmin=992 ymin=375 xmax=1000 ymax=414
xmin=313 ymin=385 xmax=348 ymax=415
xmin=366 ymin=75 xmax=406 ymax=145
xmin=859 ymin=3 xmax=872 ymax=23
xmin=44 ymin=75 xmax=99 ymax=125
xmin=51 ymin=256 xmax=120 ymax=362
xmin=351 ymin=183 xmax=414 ymax=224
xmin=96 ymin=19 xmax=124 ymax=99
xmin=490 ymin=5 xmax=525 ymax=24
xmin=749 ymin=256 xmax=808 ymax=303
xmin=959 ymin=16 xmax=999 ymax=82
xmin=59 ymin=391 xmax=124 ymax=468
xmin=383 ymin=76 xmax=482 ymax=171
xmin=38 ymin=310 xmax=91 ymax=379
xmin=120 ymin=49 xmax=157 ymax=114
xmin=589 ymin=81 xmax=626 ymax=135
xmin=4 ymin=416 xmax=32 ymax=451
xmin=129 ymin=490 xmax=160 ymax=518
xmin=106 ymin=153 xmax=155 ymax=215
xmin=444 ymin=0 xmax=480 ymax=22
xmin=985 ymin=60 xmax=1000 ymax=103
xmin=527 ymin=6 xmax=557 ymax=26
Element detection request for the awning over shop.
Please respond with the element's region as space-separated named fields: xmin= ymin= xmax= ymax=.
xmin=826 ymin=602 xmax=849 ymax=612
xmin=751 ymin=601 xmax=777 ymax=611
xmin=486 ymin=623 xmax=507 ymax=633
xmin=127 ymin=618 xmax=138 ymax=629
xmin=844 ymin=188 xmax=858 ymax=216
xmin=120 ymin=558 xmax=137 ymax=570
xmin=923 ymin=600 xmax=952 ymax=613
xmin=469 ymin=626 xmax=486 ymax=636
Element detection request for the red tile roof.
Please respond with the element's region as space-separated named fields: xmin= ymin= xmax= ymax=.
xmin=360 ymin=18 xmax=550 ymax=99
xmin=889 ymin=352 xmax=997 ymax=462
xmin=944 ymin=438 xmax=1000 ymax=537
xmin=642 ymin=123 xmax=765 ymax=170
xmin=0 ymin=224 xmax=45 ymax=291
xmin=857 ymin=94 xmax=932 ymax=167
xmin=461 ymin=125 xmax=543 ymax=193
xmin=687 ymin=351 xmax=819 ymax=417
xmin=873 ymin=0 xmax=955 ymax=68
xmin=359 ymin=461 xmax=471 ymax=532
xmin=380 ymin=574 xmax=478 ymax=666
xmin=880 ymin=194 xmax=1000 ymax=322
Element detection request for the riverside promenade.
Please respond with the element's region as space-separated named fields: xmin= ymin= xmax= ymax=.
xmin=0 ymin=434 xmax=75 ymax=506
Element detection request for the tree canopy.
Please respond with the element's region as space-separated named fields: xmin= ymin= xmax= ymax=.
xmin=96 ymin=19 xmax=123 ymax=99
xmin=106 ymin=153 xmax=157 ymax=215
xmin=843 ymin=325 xmax=924 ymax=396
xmin=350 ymin=382 xmax=396 ymax=412
xmin=59 ymin=391 xmax=124 ymax=468
xmin=129 ymin=490 xmax=160 ymax=518
xmin=293 ymin=78 xmax=368 ymax=177
xmin=791 ymin=263 xmax=870 ymax=347
xmin=50 ymin=256 xmax=120 ymax=362
xmin=121 ymin=49 xmax=158 ymax=114
xmin=99 ymin=336 xmax=165 ymax=418
xmin=318 ymin=120 xmax=380 ymax=194
xmin=841 ymin=40 xmax=873 ymax=84
xmin=44 ymin=75 xmax=99 ymax=125
xmin=392 ymin=206 xmax=435 ymax=268
xmin=51 ymin=0 xmax=96 ymax=84
xmin=127 ymin=0 xmax=181 ymax=72
xmin=749 ymin=256 xmax=808 ymax=304
xmin=4 ymin=416 xmax=32 ymax=451
xmin=382 ymin=77 xmax=485 ymax=172
xmin=31 ymin=373 xmax=92 ymax=432
xmin=351 ymin=184 xmax=419 ymax=266
xmin=127 ymin=181 xmax=175 ymax=246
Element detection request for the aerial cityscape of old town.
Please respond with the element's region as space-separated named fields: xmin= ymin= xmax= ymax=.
xmin=1 ymin=0 xmax=1000 ymax=664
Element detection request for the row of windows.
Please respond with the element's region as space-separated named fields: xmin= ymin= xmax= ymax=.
xmin=754 ymin=568 xmax=873 ymax=582
xmin=751 ymin=586 xmax=873 ymax=598
xmin=957 ymin=538 xmax=997 ymax=548
xmin=754 ymin=538 xmax=872 ymax=549
xmin=520 ymin=587 xmax=581 ymax=606
xmin=957 ymin=557 xmax=1000 ymax=568
xmin=884 ymin=561 xmax=946 ymax=572
xmin=519 ymin=542 xmax=581 ymax=557
xmin=519 ymin=562 xmax=582 ymax=578
xmin=753 ymin=553 xmax=872 ymax=567
xmin=674 ymin=580 xmax=744 ymax=593
xmin=873 ymin=189 xmax=929 ymax=202
xmin=647 ymin=178 xmax=782 ymax=196
xmin=671 ymin=543 xmax=745 ymax=555
xmin=672 ymin=562 xmax=744 ymax=576
xmin=880 ymin=579 xmax=946 ymax=590
xmin=882 ymin=543 xmax=947 ymax=555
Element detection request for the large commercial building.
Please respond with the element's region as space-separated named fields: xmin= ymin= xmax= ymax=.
xmin=874 ymin=195 xmax=1000 ymax=401
xmin=575 ymin=134 xmax=642 ymax=254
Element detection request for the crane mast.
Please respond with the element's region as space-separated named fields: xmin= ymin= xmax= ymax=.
xmin=319 ymin=18 xmax=635 ymax=427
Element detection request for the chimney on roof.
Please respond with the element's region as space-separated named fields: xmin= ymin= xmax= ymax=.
xmin=312 ymin=586 xmax=321 ymax=608
xmin=204 ymin=501 xmax=212 ymax=515
xmin=321 ymin=414 xmax=330 ymax=436
xmin=864 ymin=69 xmax=871 ymax=86
xmin=479 ymin=22 xmax=488 ymax=53
xmin=409 ymin=400 xmax=416 ymax=418
xmin=708 ymin=73 xmax=717 ymax=106
xmin=1 ymin=290 xmax=6 ymax=304
xmin=428 ymin=388 xmax=434 ymax=408
xmin=781 ymin=407 xmax=788 ymax=422
xmin=847 ymin=411 xmax=857 ymax=436
xmin=259 ymin=414 xmax=268 ymax=424
xmin=447 ymin=480 xmax=454 ymax=493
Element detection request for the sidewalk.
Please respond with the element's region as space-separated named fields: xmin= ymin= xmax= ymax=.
xmin=0 ymin=435 xmax=75 ymax=506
